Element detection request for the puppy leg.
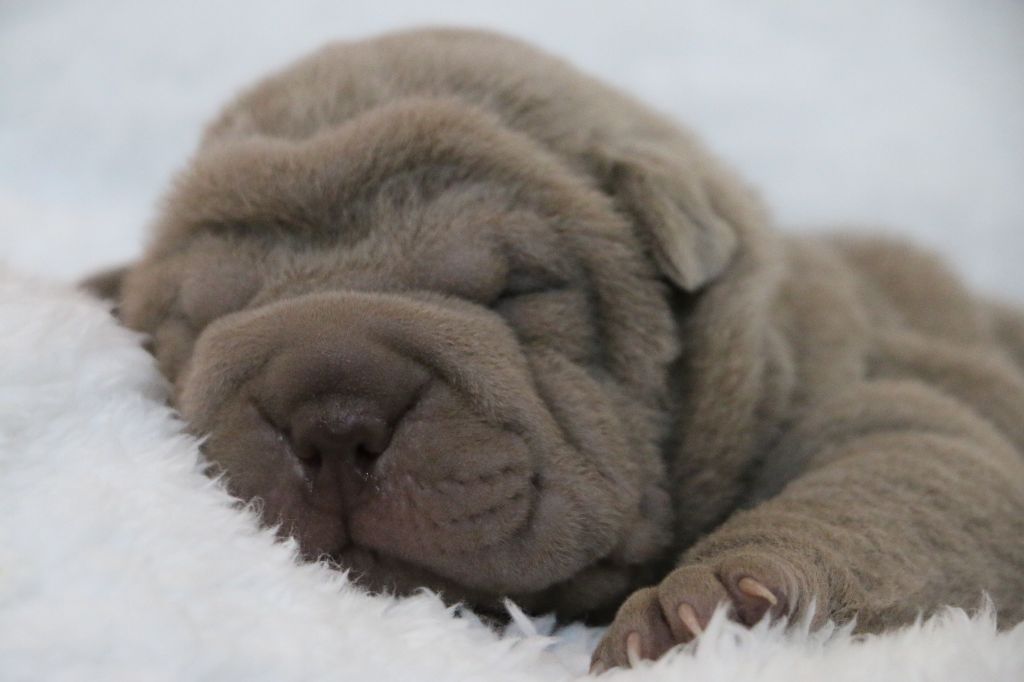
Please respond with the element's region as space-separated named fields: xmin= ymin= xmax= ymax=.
xmin=592 ymin=381 xmax=1024 ymax=671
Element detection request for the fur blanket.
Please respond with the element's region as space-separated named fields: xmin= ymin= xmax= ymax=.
xmin=1 ymin=267 xmax=1022 ymax=681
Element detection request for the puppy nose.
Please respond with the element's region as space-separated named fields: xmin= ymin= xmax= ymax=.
xmin=257 ymin=336 xmax=430 ymax=512
xmin=290 ymin=402 xmax=393 ymax=479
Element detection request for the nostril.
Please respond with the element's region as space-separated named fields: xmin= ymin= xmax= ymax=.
xmin=353 ymin=443 xmax=380 ymax=477
xmin=289 ymin=408 xmax=391 ymax=482
xmin=350 ymin=418 xmax=390 ymax=475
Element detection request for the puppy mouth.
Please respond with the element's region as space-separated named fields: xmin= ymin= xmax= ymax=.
xmin=324 ymin=430 xmax=539 ymax=591
xmin=246 ymin=383 xmax=543 ymax=594
xmin=349 ymin=450 xmax=538 ymax=551
xmin=322 ymin=462 xmax=540 ymax=593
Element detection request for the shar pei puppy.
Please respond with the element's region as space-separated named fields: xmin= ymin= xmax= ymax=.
xmin=86 ymin=28 xmax=1024 ymax=671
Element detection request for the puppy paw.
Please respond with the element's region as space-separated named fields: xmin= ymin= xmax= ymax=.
xmin=589 ymin=552 xmax=806 ymax=673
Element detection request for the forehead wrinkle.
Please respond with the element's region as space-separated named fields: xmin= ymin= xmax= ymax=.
xmin=175 ymin=158 xmax=521 ymax=256
xmin=154 ymin=97 xmax=604 ymax=262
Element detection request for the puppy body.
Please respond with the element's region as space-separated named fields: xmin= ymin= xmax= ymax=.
xmin=107 ymin=29 xmax=1024 ymax=667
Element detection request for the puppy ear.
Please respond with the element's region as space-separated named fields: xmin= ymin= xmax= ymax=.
xmin=79 ymin=264 xmax=131 ymax=313
xmin=597 ymin=145 xmax=746 ymax=291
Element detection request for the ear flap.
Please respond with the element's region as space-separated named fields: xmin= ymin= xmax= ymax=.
xmin=79 ymin=264 xmax=131 ymax=315
xmin=597 ymin=145 xmax=747 ymax=291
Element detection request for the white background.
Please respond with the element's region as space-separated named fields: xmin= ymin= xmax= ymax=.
xmin=2 ymin=0 xmax=1022 ymax=299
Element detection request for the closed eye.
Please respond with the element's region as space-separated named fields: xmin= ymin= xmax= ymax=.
xmin=491 ymin=269 xmax=568 ymax=307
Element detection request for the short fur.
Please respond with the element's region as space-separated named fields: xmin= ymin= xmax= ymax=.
xmin=93 ymin=28 xmax=1024 ymax=669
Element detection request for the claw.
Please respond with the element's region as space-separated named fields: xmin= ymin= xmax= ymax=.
xmin=677 ymin=602 xmax=703 ymax=636
xmin=737 ymin=576 xmax=778 ymax=606
xmin=589 ymin=660 xmax=607 ymax=676
xmin=625 ymin=632 xmax=642 ymax=667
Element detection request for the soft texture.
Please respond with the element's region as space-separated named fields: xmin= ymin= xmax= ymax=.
xmin=1 ymin=267 xmax=1022 ymax=681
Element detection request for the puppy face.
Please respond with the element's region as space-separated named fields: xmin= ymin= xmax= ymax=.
xmin=118 ymin=99 xmax=688 ymax=616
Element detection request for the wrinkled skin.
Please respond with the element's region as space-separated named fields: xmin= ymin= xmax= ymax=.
xmin=116 ymin=95 xmax=690 ymax=616
xmin=91 ymin=28 xmax=1024 ymax=673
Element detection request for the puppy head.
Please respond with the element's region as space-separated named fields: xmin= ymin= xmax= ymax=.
xmin=114 ymin=97 xmax=747 ymax=617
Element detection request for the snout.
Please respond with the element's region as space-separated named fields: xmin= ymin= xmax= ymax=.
xmin=175 ymin=290 xmax=609 ymax=595
xmin=252 ymin=334 xmax=431 ymax=518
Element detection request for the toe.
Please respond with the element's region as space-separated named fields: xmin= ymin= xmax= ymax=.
xmin=590 ymin=587 xmax=676 ymax=671
xmin=655 ymin=564 xmax=730 ymax=642
xmin=716 ymin=552 xmax=794 ymax=625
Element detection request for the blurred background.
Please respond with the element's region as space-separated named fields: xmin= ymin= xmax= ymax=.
xmin=2 ymin=0 xmax=1022 ymax=298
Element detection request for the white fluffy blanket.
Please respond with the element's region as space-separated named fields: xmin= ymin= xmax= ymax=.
xmin=2 ymin=269 xmax=1023 ymax=681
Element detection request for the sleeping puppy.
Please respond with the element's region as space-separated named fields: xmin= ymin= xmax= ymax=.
xmin=89 ymin=28 xmax=1024 ymax=671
